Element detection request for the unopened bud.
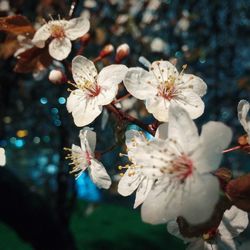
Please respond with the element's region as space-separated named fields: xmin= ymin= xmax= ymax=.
xmin=115 ymin=43 xmax=130 ymax=62
xmin=48 ymin=69 xmax=66 ymax=84
xmin=99 ymin=44 xmax=114 ymax=58
xmin=238 ymin=134 xmax=248 ymax=146
xmin=80 ymin=33 xmax=91 ymax=45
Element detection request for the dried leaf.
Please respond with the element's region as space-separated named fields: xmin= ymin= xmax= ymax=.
xmin=14 ymin=46 xmax=52 ymax=73
xmin=0 ymin=34 xmax=19 ymax=59
xmin=226 ymin=174 xmax=250 ymax=212
xmin=214 ymin=168 xmax=232 ymax=191
xmin=0 ymin=15 xmax=35 ymax=35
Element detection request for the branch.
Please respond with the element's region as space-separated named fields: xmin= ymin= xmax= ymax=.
xmin=105 ymin=104 xmax=155 ymax=136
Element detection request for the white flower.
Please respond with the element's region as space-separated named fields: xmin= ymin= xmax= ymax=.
xmin=117 ymin=129 xmax=164 ymax=208
xmin=32 ymin=17 xmax=90 ymax=60
xmin=66 ymin=56 xmax=128 ymax=127
xmin=238 ymin=100 xmax=250 ymax=144
xmin=167 ymin=206 xmax=249 ymax=250
xmin=0 ymin=148 xmax=6 ymax=166
xmin=140 ymin=104 xmax=232 ymax=225
xmin=65 ymin=127 xmax=111 ymax=189
xmin=124 ymin=60 xmax=207 ymax=122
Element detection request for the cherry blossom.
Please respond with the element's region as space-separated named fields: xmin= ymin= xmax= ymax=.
xmin=140 ymin=104 xmax=232 ymax=225
xmin=124 ymin=60 xmax=207 ymax=122
xmin=117 ymin=129 xmax=164 ymax=208
xmin=32 ymin=17 xmax=90 ymax=60
xmin=65 ymin=127 xmax=111 ymax=189
xmin=238 ymin=100 xmax=250 ymax=144
xmin=0 ymin=148 xmax=6 ymax=166
xmin=167 ymin=206 xmax=249 ymax=250
xmin=66 ymin=56 xmax=128 ymax=127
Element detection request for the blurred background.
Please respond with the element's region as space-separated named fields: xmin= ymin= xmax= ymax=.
xmin=0 ymin=0 xmax=249 ymax=249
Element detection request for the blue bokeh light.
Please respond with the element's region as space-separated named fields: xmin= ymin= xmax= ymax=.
xmin=40 ymin=97 xmax=48 ymax=105
xmin=58 ymin=97 xmax=66 ymax=105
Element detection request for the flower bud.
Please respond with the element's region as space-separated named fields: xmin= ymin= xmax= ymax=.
xmin=115 ymin=43 xmax=130 ymax=62
xmin=79 ymin=33 xmax=91 ymax=45
xmin=99 ymin=44 xmax=114 ymax=58
xmin=48 ymin=69 xmax=66 ymax=84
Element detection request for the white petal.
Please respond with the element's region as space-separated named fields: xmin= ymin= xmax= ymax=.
xmin=0 ymin=148 xmax=6 ymax=166
xmin=124 ymin=67 xmax=158 ymax=100
xmin=193 ymin=122 xmax=232 ymax=173
xmin=145 ymin=96 xmax=170 ymax=122
xmin=128 ymin=139 xmax=169 ymax=172
xmin=150 ymin=61 xmax=179 ymax=83
xmin=215 ymin=238 xmax=237 ymax=250
xmin=118 ymin=170 xmax=143 ymax=196
xmin=125 ymin=130 xmax=148 ymax=150
xmin=219 ymin=206 xmax=249 ymax=239
xmin=79 ymin=127 xmax=96 ymax=152
xmin=180 ymin=74 xmax=207 ymax=97
xmin=180 ymin=174 xmax=220 ymax=225
xmin=168 ymin=103 xmax=199 ymax=153
xmin=186 ymin=240 xmax=208 ymax=250
xmin=167 ymin=221 xmax=184 ymax=240
xmin=97 ymin=64 xmax=128 ymax=87
xmin=155 ymin=123 xmax=169 ymax=140
xmin=95 ymin=84 xmax=118 ymax=106
xmin=66 ymin=90 xmax=102 ymax=127
xmin=88 ymin=159 xmax=111 ymax=189
xmin=134 ymin=178 xmax=154 ymax=208
xmin=32 ymin=24 xmax=50 ymax=48
xmin=64 ymin=17 xmax=90 ymax=40
xmin=238 ymin=100 xmax=250 ymax=142
xmin=49 ymin=38 xmax=72 ymax=60
xmin=174 ymin=90 xmax=205 ymax=119
xmin=72 ymin=55 xmax=97 ymax=85
xmin=141 ymin=180 xmax=182 ymax=224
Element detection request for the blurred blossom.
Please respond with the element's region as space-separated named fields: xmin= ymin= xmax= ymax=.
xmin=238 ymin=100 xmax=250 ymax=144
xmin=0 ymin=148 xmax=6 ymax=166
xmin=48 ymin=69 xmax=66 ymax=84
xmin=150 ymin=37 xmax=168 ymax=53
xmin=168 ymin=206 xmax=249 ymax=250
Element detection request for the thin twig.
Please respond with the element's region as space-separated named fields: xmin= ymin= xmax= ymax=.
xmin=222 ymin=145 xmax=241 ymax=154
xmin=113 ymin=93 xmax=131 ymax=104
xmin=105 ymin=104 xmax=155 ymax=136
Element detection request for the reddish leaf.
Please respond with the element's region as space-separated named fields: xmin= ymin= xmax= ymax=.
xmin=0 ymin=34 xmax=19 ymax=59
xmin=226 ymin=174 xmax=250 ymax=212
xmin=14 ymin=47 xmax=52 ymax=73
xmin=0 ymin=15 xmax=35 ymax=35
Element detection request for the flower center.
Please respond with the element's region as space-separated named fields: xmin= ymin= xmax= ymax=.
xmin=68 ymin=80 xmax=101 ymax=98
xmin=50 ymin=24 xmax=65 ymax=39
xmin=158 ymin=79 xmax=176 ymax=100
xmin=118 ymin=163 xmax=142 ymax=177
xmin=202 ymin=228 xmax=219 ymax=242
xmin=167 ymin=154 xmax=193 ymax=181
xmin=64 ymin=147 xmax=91 ymax=178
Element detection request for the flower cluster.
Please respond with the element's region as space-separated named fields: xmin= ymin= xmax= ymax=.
xmin=26 ymin=11 xmax=250 ymax=248
xmin=119 ymin=104 xmax=232 ymax=225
